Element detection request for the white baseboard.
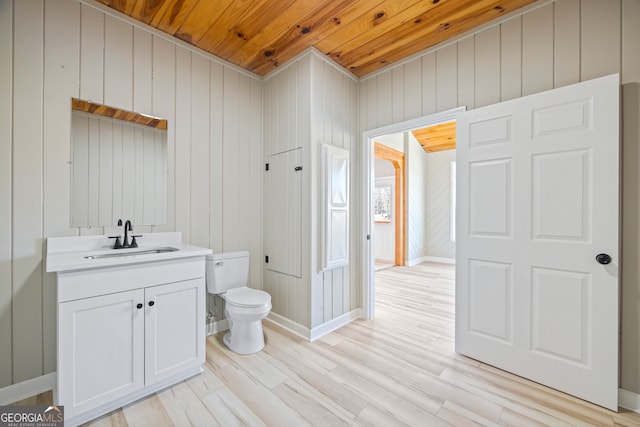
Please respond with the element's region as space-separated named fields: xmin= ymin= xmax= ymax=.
xmin=0 ymin=372 xmax=56 ymax=405
xmin=309 ymin=309 xmax=361 ymax=342
xmin=265 ymin=312 xmax=311 ymax=340
xmin=619 ymin=388 xmax=640 ymax=413
xmin=266 ymin=309 xmax=361 ymax=342
xmin=206 ymin=319 xmax=229 ymax=336
xmin=407 ymin=255 xmax=455 ymax=266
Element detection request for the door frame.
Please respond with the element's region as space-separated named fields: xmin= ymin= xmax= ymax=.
xmin=360 ymin=107 xmax=465 ymax=320
xmin=374 ymin=142 xmax=405 ymax=267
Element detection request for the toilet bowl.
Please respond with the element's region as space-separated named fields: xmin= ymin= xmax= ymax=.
xmin=206 ymin=252 xmax=272 ymax=354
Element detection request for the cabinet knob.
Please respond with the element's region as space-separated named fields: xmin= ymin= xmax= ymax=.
xmin=136 ymin=303 xmax=143 ymax=309
xmin=148 ymin=301 xmax=155 ymax=307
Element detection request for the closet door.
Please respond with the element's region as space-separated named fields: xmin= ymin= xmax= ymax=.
xmin=265 ymin=148 xmax=302 ymax=277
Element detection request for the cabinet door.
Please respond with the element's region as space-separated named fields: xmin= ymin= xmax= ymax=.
xmin=58 ymin=289 xmax=145 ymax=418
xmin=265 ymin=148 xmax=302 ymax=277
xmin=144 ymin=278 xmax=205 ymax=385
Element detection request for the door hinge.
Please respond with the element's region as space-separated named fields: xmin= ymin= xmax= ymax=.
xmin=366 ymin=234 xmax=371 ymax=240
xmin=294 ymin=166 xmax=303 ymax=171
xmin=265 ymin=255 xmax=269 ymax=263
xmin=265 ymin=163 xmax=270 ymax=171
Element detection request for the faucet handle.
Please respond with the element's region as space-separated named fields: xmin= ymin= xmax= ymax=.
xmin=130 ymin=235 xmax=142 ymax=248
xmin=108 ymin=235 xmax=123 ymax=249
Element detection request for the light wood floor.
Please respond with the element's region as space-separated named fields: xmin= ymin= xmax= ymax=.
xmin=14 ymin=262 xmax=640 ymax=426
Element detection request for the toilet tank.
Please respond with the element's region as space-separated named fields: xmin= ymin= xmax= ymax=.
xmin=205 ymin=251 xmax=250 ymax=294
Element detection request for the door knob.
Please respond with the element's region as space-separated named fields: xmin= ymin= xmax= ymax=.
xmin=148 ymin=301 xmax=155 ymax=307
xmin=595 ymin=253 xmax=612 ymax=265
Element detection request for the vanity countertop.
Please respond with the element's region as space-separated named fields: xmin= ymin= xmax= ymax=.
xmin=46 ymin=232 xmax=212 ymax=273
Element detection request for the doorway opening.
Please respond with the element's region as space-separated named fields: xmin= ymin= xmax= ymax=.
xmin=360 ymin=107 xmax=464 ymax=320
xmin=374 ymin=142 xmax=405 ymax=269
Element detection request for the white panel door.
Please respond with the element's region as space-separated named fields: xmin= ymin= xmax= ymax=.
xmin=456 ymin=74 xmax=619 ymax=410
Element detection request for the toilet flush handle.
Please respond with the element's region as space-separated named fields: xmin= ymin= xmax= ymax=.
xmin=215 ymin=262 xmax=224 ymax=267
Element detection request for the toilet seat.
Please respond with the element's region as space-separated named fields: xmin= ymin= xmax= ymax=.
xmin=224 ymin=287 xmax=271 ymax=308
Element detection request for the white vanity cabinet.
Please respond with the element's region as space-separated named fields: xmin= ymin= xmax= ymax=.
xmin=47 ymin=233 xmax=210 ymax=427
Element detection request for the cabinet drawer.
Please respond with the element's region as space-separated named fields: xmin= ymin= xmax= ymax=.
xmin=57 ymin=256 xmax=205 ymax=302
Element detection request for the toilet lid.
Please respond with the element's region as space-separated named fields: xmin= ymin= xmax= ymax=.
xmin=225 ymin=288 xmax=271 ymax=307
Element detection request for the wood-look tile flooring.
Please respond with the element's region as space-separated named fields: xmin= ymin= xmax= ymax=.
xmin=14 ymin=262 xmax=640 ymax=426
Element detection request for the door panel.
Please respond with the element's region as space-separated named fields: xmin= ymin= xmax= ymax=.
xmin=456 ymin=73 xmax=619 ymax=410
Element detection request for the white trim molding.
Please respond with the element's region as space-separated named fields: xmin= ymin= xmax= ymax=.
xmin=265 ymin=312 xmax=312 ymax=340
xmin=0 ymin=372 xmax=56 ymax=406
xmin=266 ymin=309 xmax=361 ymax=342
xmin=619 ymin=388 xmax=640 ymax=413
xmin=310 ymin=309 xmax=361 ymax=342
xmin=407 ymin=256 xmax=456 ymax=266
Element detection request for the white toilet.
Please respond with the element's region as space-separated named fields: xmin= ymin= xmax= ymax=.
xmin=205 ymin=251 xmax=272 ymax=354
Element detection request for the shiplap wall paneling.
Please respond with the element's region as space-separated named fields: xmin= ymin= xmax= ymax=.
xmin=209 ymin=62 xmax=223 ymax=252
xmin=474 ymin=26 xmax=501 ymax=108
xmin=500 ymin=17 xmax=522 ymax=101
xmin=133 ymin=28 xmax=152 ymax=115
xmin=12 ymin=0 xmax=44 ymax=383
xmin=457 ymin=37 xmax=475 ymax=109
xmin=581 ymin=0 xmax=621 ymax=81
xmin=0 ymin=0 xmax=12 ymax=388
xmin=249 ymin=78 xmax=263 ymax=288
xmin=425 ymin=150 xmax=456 ymax=259
xmin=79 ymin=3 xmax=103 ymax=103
xmin=174 ymin=48 xmax=192 ymax=243
xmin=310 ymin=54 xmax=358 ymax=324
xmin=189 ymin=53 xmax=210 ymax=249
xmin=222 ymin=68 xmax=240 ymax=251
xmin=403 ymin=58 xmax=422 ymax=121
xmin=407 ymin=134 xmax=427 ymax=262
xmin=522 ymin=4 xmax=554 ymax=96
xmin=151 ymin=36 xmax=176 ymax=233
xmin=554 ymin=0 xmax=580 ymax=87
xmin=236 ymin=75 xmax=255 ymax=258
xmin=392 ymin=67 xmax=404 ymax=124
xmin=104 ymin=15 xmax=132 ymax=110
xmin=422 ymin=53 xmax=437 ymax=116
xmin=436 ymin=44 xmax=458 ymax=112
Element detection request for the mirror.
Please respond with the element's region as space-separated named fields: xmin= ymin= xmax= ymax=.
xmin=70 ymin=98 xmax=168 ymax=228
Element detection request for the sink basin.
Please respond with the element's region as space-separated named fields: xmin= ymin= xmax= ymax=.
xmin=84 ymin=247 xmax=179 ymax=259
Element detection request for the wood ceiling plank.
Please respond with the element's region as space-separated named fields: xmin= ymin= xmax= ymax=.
xmin=348 ymin=0 xmax=536 ymax=76
xmin=196 ymin=0 xmax=276 ymax=58
xmin=95 ymin=0 xmax=139 ymax=16
xmin=151 ymin=0 xmax=200 ymax=34
xmin=242 ymin=0 xmax=369 ymax=74
xmin=315 ymin=0 xmax=444 ymax=61
xmin=171 ymin=0 xmax=236 ymax=45
xmin=336 ymin=0 xmax=494 ymax=70
xmin=412 ymin=122 xmax=456 ymax=153
xmin=210 ymin=0 xmax=300 ymax=61
xmin=97 ymin=0 xmax=537 ymax=77
xmin=229 ymin=0 xmax=367 ymax=67
xmin=129 ymin=0 xmax=168 ymax=24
